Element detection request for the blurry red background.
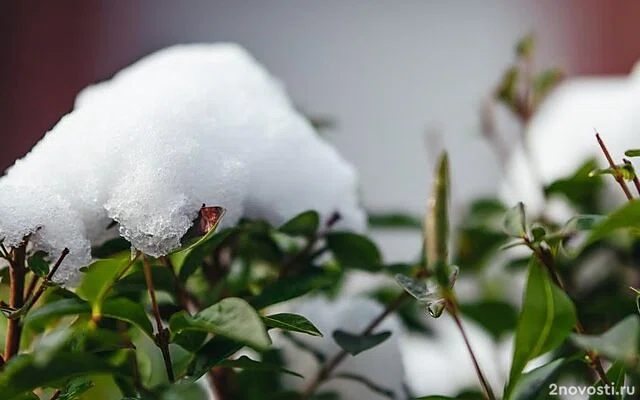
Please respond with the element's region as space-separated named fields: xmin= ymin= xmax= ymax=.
xmin=2 ymin=0 xmax=640 ymax=172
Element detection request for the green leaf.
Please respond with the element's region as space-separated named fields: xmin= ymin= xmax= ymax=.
xmin=626 ymin=149 xmax=640 ymax=158
xmin=414 ymin=397 xmax=457 ymax=400
xmin=170 ymin=297 xmax=271 ymax=351
xmin=333 ymin=372 xmax=395 ymax=399
xmin=516 ymin=34 xmax=535 ymax=58
xmin=507 ymin=358 xmax=564 ymax=400
xmin=460 ymin=300 xmax=517 ymax=341
xmin=0 ymin=353 xmax=124 ymax=399
xmin=187 ymin=336 xmax=244 ymax=380
xmin=587 ymin=200 xmax=640 ymax=245
xmin=367 ymin=213 xmax=422 ymax=229
xmin=174 ymin=227 xmax=235 ymax=282
xmin=533 ymin=68 xmax=563 ymax=101
xmin=24 ymin=297 xmax=154 ymax=339
xmin=506 ymin=259 xmax=576 ymax=395
xmin=279 ymin=211 xmax=320 ymax=237
xmin=544 ymin=159 xmax=602 ymax=212
xmin=326 ymin=232 xmax=381 ymax=271
xmin=503 ymin=202 xmax=527 ymax=238
xmin=426 ymin=152 xmax=450 ymax=283
xmin=57 ymin=377 xmax=94 ymax=400
xmin=27 ymin=251 xmax=49 ymax=277
xmin=220 ymin=355 xmax=303 ymax=378
xmin=332 ymin=330 xmax=391 ymax=356
xmin=160 ymin=382 xmax=209 ymax=400
xmin=75 ymin=255 xmax=134 ymax=308
xmin=263 ymin=313 xmax=323 ymax=337
xmin=571 ymin=315 xmax=640 ymax=365
xmin=252 ymin=270 xmax=338 ymax=309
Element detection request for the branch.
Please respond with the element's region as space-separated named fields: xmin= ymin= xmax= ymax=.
xmin=142 ymin=256 xmax=175 ymax=383
xmin=595 ymin=132 xmax=633 ymax=201
xmin=23 ymin=248 xmax=69 ymax=313
xmin=301 ymin=293 xmax=409 ymax=398
xmin=4 ymin=243 xmax=27 ymax=360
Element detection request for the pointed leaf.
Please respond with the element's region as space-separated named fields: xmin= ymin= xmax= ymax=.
xmin=587 ymin=200 xmax=640 ymax=245
xmin=75 ymin=255 xmax=134 ymax=307
xmin=426 ymin=152 xmax=450 ymax=283
xmin=263 ymin=313 xmax=322 ymax=337
xmin=367 ymin=213 xmax=422 ymax=229
xmin=220 ymin=355 xmax=303 ymax=378
xmin=326 ymin=232 xmax=381 ymax=271
xmin=187 ymin=336 xmax=244 ymax=381
xmin=27 ymin=251 xmax=49 ymax=277
xmin=503 ymin=202 xmax=527 ymax=238
xmin=170 ymin=297 xmax=271 ymax=351
xmin=506 ymin=259 xmax=576 ymax=394
xmin=507 ymin=358 xmax=564 ymax=400
xmin=279 ymin=211 xmax=320 ymax=237
xmin=571 ymin=315 xmax=640 ymax=365
xmin=625 ymin=149 xmax=640 ymax=158
xmin=332 ymin=330 xmax=392 ymax=356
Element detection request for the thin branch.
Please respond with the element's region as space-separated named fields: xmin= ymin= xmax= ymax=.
xmin=142 ymin=256 xmax=175 ymax=383
xmin=49 ymin=390 xmax=61 ymax=400
xmin=447 ymin=298 xmax=496 ymax=400
xmin=4 ymin=244 xmax=26 ymax=360
xmin=595 ymin=132 xmax=633 ymax=201
xmin=23 ymin=248 xmax=69 ymax=312
xmin=0 ymin=242 xmax=9 ymax=259
xmin=23 ymin=274 xmax=39 ymax=304
xmin=301 ymin=293 xmax=409 ymax=398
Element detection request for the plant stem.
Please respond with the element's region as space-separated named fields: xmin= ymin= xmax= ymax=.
xmin=23 ymin=248 xmax=69 ymax=312
xmin=301 ymin=292 xmax=409 ymax=398
xmin=447 ymin=297 xmax=496 ymax=400
xmin=4 ymin=244 xmax=26 ymax=361
xmin=49 ymin=390 xmax=61 ymax=400
xmin=595 ymin=133 xmax=633 ymax=201
xmin=142 ymin=256 xmax=175 ymax=383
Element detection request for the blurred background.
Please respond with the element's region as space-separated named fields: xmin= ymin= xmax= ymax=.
xmin=3 ymin=1 xmax=640 ymax=398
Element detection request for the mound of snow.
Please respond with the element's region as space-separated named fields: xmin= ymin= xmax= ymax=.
xmin=0 ymin=43 xmax=365 ymax=283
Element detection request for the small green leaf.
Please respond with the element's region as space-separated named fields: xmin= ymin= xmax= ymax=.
xmin=571 ymin=315 xmax=640 ymax=365
xmin=57 ymin=377 xmax=94 ymax=400
xmin=187 ymin=336 xmax=244 ymax=381
xmin=587 ymin=200 xmax=640 ymax=245
xmin=332 ymin=330 xmax=392 ymax=356
xmin=220 ymin=355 xmax=303 ymax=378
xmin=531 ymin=225 xmax=546 ymax=243
xmin=625 ymin=149 xmax=640 ymax=158
xmin=333 ymin=372 xmax=395 ymax=399
xmin=252 ymin=271 xmax=337 ymax=309
xmin=507 ymin=358 xmax=564 ymax=400
xmin=27 ymin=251 xmax=49 ymax=277
xmin=326 ymin=232 xmax=381 ymax=271
xmin=503 ymin=202 xmax=527 ymax=238
xmin=367 ymin=213 xmax=422 ymax=229
xmin=533 ymin=68 xmax=563 ymax=101
xmin=263 ymin=313 xmax=322 ymax=337
xmin=170 ymin=297 xmax=271 ymax=351
xmin=75 ymin=255 xmax=134 ymax=308
xmin=506 ymin=259 xmax=576 ymax=395
xmin=590 ymin=362 xmax=627 ymax=400
xmin=516 ymin=34 xmax=535 ymax=58
xmin=279 ymin=211 xmax=320 ymax=237
xmin=24 ymin=297 xmax=154 ymax=339
xmin=0 ymin=353 xmax=125 ymax=399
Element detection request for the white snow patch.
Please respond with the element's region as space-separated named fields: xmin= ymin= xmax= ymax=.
xmin=0 ymin=43 xmax=365 ymax=283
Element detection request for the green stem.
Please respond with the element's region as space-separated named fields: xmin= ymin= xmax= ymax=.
xmin=4 ymin=244 xmax=26 ymax=361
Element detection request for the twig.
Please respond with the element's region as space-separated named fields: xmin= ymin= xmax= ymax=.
xmin=447 ymin=298 xmax=496 ymax=400
xmin=49 ymin=390 xmax=61 ymax=400
xmin=4 ymin=244 xmax=26 ymax=360
xmin=23 ymin=274 xmax=39 ymax=304
xmin=23 ymin=248 xmax=69 ymax=312
xmin=301 ymin=293 xmax=409 ymax=398
xmin=623 ymin=158 xmax=640 ymax=197
xmin=142 ymin=256 xmax=175 ymax=383
xmin=0 ymin=242 xmax=9 ymax=259
xmin=595 ymin=133 xmax=633 ymax=201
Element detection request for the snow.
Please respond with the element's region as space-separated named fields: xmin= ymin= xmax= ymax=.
xmin=500 ymin=64 xmax=640 ymax=215
xmin=0 ymin=43 xmax=365 ymax=283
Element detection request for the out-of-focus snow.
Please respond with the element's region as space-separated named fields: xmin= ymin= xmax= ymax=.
xmin=500 ymin=64 xmax=640 ymax=215
xmin=0 ymin=43 xmax=365 ymax=283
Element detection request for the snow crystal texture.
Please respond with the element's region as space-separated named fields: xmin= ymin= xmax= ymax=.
xmin=0 ymin=43 xmax=365 ymax=283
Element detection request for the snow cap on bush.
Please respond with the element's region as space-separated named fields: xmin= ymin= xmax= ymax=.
xmin=0 ymin=43 xmax=365 ymax=283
